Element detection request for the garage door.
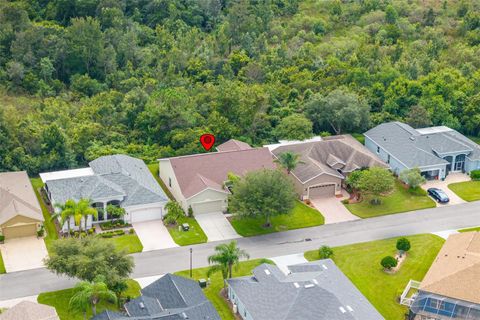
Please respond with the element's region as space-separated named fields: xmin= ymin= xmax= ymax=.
xmin=129 ymin=206 xmax=163 ymax=223
xmin=2 ymin=223 xmax=37 ymax=239
xmin=308 ymin=184 xmax=335 ymax=198
xmin=191 ymin=200 xmax=224 ymax=215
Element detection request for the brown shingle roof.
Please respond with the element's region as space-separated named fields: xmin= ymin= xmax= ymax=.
xmin=168 ymin=148 xmax=276 ymax=198
xmin=0 ymin=301 xmax=59 ymax=320
xmin=0 ymin=171 xmax=43 ymax=225
xmin=216 ymin=139 xmax=252 ymax=152
xmin=419 ymin=232 xmax=480 ymax=304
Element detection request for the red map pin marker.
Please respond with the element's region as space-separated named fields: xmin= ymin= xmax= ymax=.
xmin=200 ymin=134 xmax=215 ymax=151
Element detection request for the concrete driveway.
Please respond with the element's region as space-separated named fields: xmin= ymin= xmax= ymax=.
xmin=270 ymin=253 xmax=308 ymax=274
xmin=421 ymin=173 xmax=470 ymax=206
xmin=0 ymin=237 xmax=48 ymax=272
xmin=195 ymin=212 xmax=240 ymax=242
xmin=311 ymin=193 xmax=360 ymax=224
xmin=132 ymin=220 xmax=178 ymax=251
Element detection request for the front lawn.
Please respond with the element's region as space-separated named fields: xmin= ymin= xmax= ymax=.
xmin=30 ymin=178 xmax=58 ymax=253
xmin=175 ymin=259 xmax=273 ymax=320
xmin=448 ymin=181 xmax=480 ymax=202
xmin=147 ymin=163 xmax=175 ymax=200
xmin=458 ymin=226 xmax=480 ymax=233
xmin=344 ymin=181 xmax=436 ymax=218
xmin=304 ymin=234 xmax=444 ymax=320
xmin=230 ymin=201 xmax=324 ymax=237
xmin=167 ymin=216 xmax=208 ymax=246
xmin=37 ymin=279 xmax=141 ymax=320
xmin=0 ymin=252 xmax=5 ymax=274
xmin=103 ymin=234 xmax=143 ymax=253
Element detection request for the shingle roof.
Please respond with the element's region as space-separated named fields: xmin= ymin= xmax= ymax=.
xmin=92 ymin=274 xmax=220 ymax=320
xmin=0 ymin=301 xmax=59 ymax=320
xmin=165 ymin=148 xmax=276 ymax=199
xmin=271 ymin=135 xmax=387 ymax=183
xmin=419 ymin=232 xmax=480 ymax=304
xmin=44 ymin=155 xmax=168 ymax=206
xmin=216 ymin=139 xmax=252 ymax=152
xmin=364 ymin=122 xmax=480 ymax=168
xmin=0 ymin=171 xmax=43 ymax=225
xmin=227 ymin=260 xmax=383 ymax=320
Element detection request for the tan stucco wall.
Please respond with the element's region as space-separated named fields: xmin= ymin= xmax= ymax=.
xmin=186 ymin=189 xmax=228 ymax=212
xmin=292 ymin=174 xmax=342 ymax=198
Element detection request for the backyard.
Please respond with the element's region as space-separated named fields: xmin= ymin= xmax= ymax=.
xmin=230 ymin=201 xmax=324 ymax=237
xmin=304 ymin=234 xmax=444 ymax=320
xmin=147 ymin=163 xmax=175 ymax=200
xmin=37 ymin=279 xmax=141 ymax=320
xmin=175 ymin=259 xmax=273 ymax=320
xmin=345 ymin=181 xmax=436 ymax=218
xmin=448 ymin=181 xmax=480 ymax=202
xmin=167 ymin=216 xmax=208 ymax=246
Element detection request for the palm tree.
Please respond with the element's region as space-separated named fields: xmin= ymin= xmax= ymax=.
xmin=207 ymin=241 xmax=250 ymax=288
xmin=274 ymin=151 xmax=304 ymax=174
xmin=51 ymin=199 xmax=76 ymax=237
xmin=74 ymin=199 xmax=98 ymax=235
xmin=69 ymin=278 xmax=117 ymax=319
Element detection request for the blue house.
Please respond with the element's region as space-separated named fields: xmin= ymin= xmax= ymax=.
xmin=401 ymin=232 xmax=480 ymax=320
xmin=364 ymin=122 xmax=480 ymax=180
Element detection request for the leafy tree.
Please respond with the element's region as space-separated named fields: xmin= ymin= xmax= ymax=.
xmin=274 ymin=114 xmax=313 ymax=140
xmin=45 ymin=237 xmax=134 ymax=286
xmin=164 ymin=201 xmax=184 ymax=225
xmin=274 ymin=151 xmax=304 ymax=174
xmin=405 ymin=105 xmax=432 ymax=129
xmin=106 ymin=205 xmax=126 ymax=223
xmin=318 ymin=246 xmax=334 ymax=259
xmin=396 ymin=238 xmax=411 ymax=256
xmin=345 ymin=170 xmax=364 ymax=191
xmin=385 ymin=5 xmax=398 ymax=24
xmin=399 ymin=168 xmax=426 ymax=189
xmin=207 ymin=241 xmax=249 ymax=288
xmin=69 ymin=277 xmax=117 ymax=318
xmin=381 ymin=256 xmax=398 ymax=270
xmin=358 ymin=167 xmax=395 ymax=205
xmin=229 ymin=169 xmax=296 ymax=227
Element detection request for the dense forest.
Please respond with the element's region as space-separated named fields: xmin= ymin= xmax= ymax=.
xmin=1 ymin=0 xmax=480 ymax=175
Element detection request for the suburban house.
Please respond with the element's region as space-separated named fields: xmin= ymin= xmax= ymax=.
xmin=92 ymin=273 xmax=221 ymax=320
xmin=158 ymin=139 xmax=276 ymax=214
xmin=40 ymin=155 xmax=168 ymax=232
xmin=227 ymin=260 xmax=384 ymax=320
xmin=0 ymin=301 xmax=59 ymax=320
xmin=0 ymin=171 xmax=44 ymax=239
xmin=401 ymin=232 xmax=480 ymax=319
xmin=364 ymin=122 xmax=480 ymax=180
xmin=269 ymin=135 xmax=387 ymax=199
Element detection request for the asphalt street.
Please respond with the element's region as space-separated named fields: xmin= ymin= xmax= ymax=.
xmin=1 ymin=201 xmax=479 ymax=301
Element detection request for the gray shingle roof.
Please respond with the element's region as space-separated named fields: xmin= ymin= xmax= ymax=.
xmin=227 ymin=260 xmax=384 ymax=320
xmin=92 ymin=274 xmax=220 ymax=320
xmin=364 ymin=122 xmax=480 ymax=168
xmin=45 ymin=155 xmax=168 ymax=206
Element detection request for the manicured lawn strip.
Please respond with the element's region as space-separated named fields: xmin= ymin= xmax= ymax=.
xmin=103 ymin=234 xmax=143 ymax=253
xmin=147 ymin=163 xmax=175 ymax=200
xmin=304 ymin=234 xmax=444 ymax=320
xmin=37 ymin=279 xmax=141 ymax=320
xmin=351 ymin=133 xmax=365 ymax=144
xmin=230 ymin=201 xmax=324 ymax=237
xmin=167 ymin=216 xmax=208 ymax=246
xmin=448 ymin=181 xmax=480 ymax=202
xmin=175 ymin=259 xmax=273 ymax=320
xmin=458 ymin=226 xmax=480 ymax=233
xmin=0 ymin=252 xmax=5 ymax=274
xmin=30 ymin=178 xmax=58 ymax=253
xmin=345 ymin=181 xmax=436 ymax=218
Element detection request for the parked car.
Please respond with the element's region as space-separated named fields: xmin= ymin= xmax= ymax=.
xmin=427 ymin=188 xmax=450 ymax=203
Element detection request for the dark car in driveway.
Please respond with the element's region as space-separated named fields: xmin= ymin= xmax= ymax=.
xmin=427 ymin=188 xmax=450 ymax=203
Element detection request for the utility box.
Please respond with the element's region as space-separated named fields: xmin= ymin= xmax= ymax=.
xmin=198 ymin=278 xmax=207 ymax=288
xmin=182 ymin=223 xmax=190 ymax=231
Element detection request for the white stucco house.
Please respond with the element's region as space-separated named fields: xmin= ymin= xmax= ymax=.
xmin=40 ymin=155 xmax=168 ymax=232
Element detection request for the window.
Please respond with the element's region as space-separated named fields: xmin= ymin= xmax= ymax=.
xmin=376 ymin=146 xmax=380 ymax=154
xmin=168 ymin=177 xmax=172 ymax=187
xmin=387 ymin=155 xmax=390 ymax=164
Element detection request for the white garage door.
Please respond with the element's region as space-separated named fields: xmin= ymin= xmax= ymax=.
xmin=128 ymin=206 xmax=164 ymax=223
xmin=191 ymin=200 xmax=224 ymax=215
xmin=308 ymin=184 xmax=335 ymax=198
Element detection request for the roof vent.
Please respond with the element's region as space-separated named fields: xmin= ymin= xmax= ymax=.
xmin=312 ymin=279 xmax=318 ymax=285
xmin=346 ymin=305 xmax=353 ymax=312
xmin=294 ymin=282 xmax=300 ymax=288
xmin=139 ymin=302 xmax=145 ymax=309
xmin=181 ymin=312 xmax=188 ymax=319
xmin=264 ymin=269 xmax=271 ymax=275
xmin=304 ymin=284 xmax=315 ymax=289
xmin=410 ymin=136 xmax=415 ymax=141
xmin=322 ymin=265 xmax=328 ymax=270
xmin=339 ymin=307 xmax=346 ymax=313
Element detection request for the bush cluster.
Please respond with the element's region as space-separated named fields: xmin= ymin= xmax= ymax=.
xmin=470 ymin=170 xmax=480 ymax=180
xmin=100 ymin=230 xmax=125 ymax=238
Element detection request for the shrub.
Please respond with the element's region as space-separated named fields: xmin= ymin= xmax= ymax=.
xmin=101 ymin=233 xmax=113 ymax=238
xmin=80 ymin=232 xmax=87 ymax=238
xmin=0 ymin=235 xmax=5 ymax=242
xmin=318 ymin=245 xmax=334 ymax=259
xmin=188 ymin=206 xmax=194 ymax=217
xmin=74 ymin=231 xmax=80 ymax=238
xmin=88 ymin=228 xmax=95 ymax=235
xmin=381 ymin=256 xmax=398 ymax=270
xmin=37 ymin=229 xmax=45 ymax=237
xmin=341 ymin=199 xmax=349 ymax=204
xmin=396 ymin=238 xmax=411 ymax=254
xmin=471 ymin=170 xmax=480 ymax=180
xmin=399 ymin=168 xmax=426 ymax=189
xmin=114 ymin=230 xmax=125 ymax=236
xmin=408 ymin=186 xmax=427 ymax=196
xmin=129 ymin=228 xmax=135 ymax=234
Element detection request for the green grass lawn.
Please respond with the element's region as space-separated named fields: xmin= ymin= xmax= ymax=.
xmin=448 ymin=180 xmax=480 ymax=202
xmin=30 ymin=178 xmax=58 ymax=253
xmin=103 ymin=234 xmax=143 ymax=253
xmin=37 ymin=279 xmax=141 ymax=320
xmin=175 ymin=259 xmax=273 ymax=320
xmin=304 ymin=234 xmax=444 ymax=320
xmin=0 ymin=252 xmax=5 ymax=274
xmin=147 ymin=163 xmax=175 ymax=200
xmin=345 ymin=181 xmax=436 ymax=218
xmin=167 ymin=216 xmax=208 ymax=246
xmin=230 ymin=201 xmax=324 ymax=237
xmin=351 ymin=133 xmax=365 ymax=144
xmin=458 ymin=226 xmax=480 ymax=232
